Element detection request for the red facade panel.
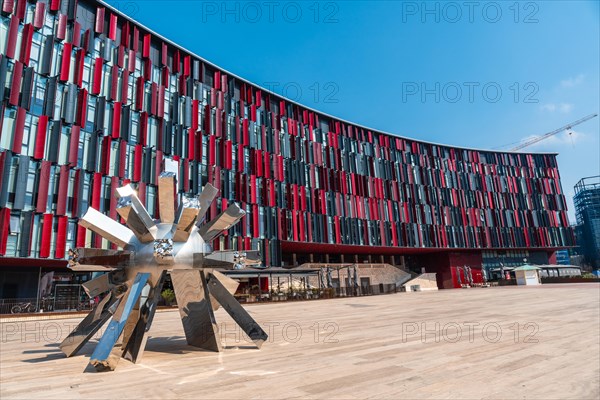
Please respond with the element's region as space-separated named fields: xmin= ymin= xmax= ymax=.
xmin=5 ymin=16 xmax=19 ymax=59
xmin=54 ymin=216 xmax=68 ymax=259
xmin=68 ymin=126 xmax=80 ymax=166
xmin=108 ymin=13 xmax=117 ymax=40
xmin=12 ymin=107 xmax=26 ymax=153
xmin=56 ymin=13 xmax=67 ymax=40
xmin=91 ymin=172 xmax=101 ymax=210
xmin=95 ymin=6 xmax=105 ymax=33
xmin=0 ymin=208 xmax=9 ymax=255
xmin=18 ymin=23 xmax=33 ymax=65
xmin=92 ymin=57 xmax=103 ymax=95
xmin=2 ymin=0 xmax=14 ymax=14
xmin=112 ymin=102 xmax=121 ymax=138
xmin=76 ymin=88 xmax=88 ymax=127
xmin=50 ymin=0 xmax=61 ymax=12
xmin=8 ymin=60 xmax=22 ymax=105
xmin=39 ymin=214 xmax=53 ymax=258
xmin=74 ymin=49 xmax=85 ymax=87
xmin=59 ymin=42 xmax=72 ymax=81
xmin=33 ymin=2 xmax=46 ymax=29
xmin=36 ymin=161 xmax=51 ymax=213
xmin=34 ymin=115 xmax=48 ymax=160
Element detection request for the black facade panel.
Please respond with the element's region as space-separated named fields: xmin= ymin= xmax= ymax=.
xmin=19 ymin=67 xmax=34 ymax=110
xmin=0 ymin=56 xmax=7 ymax=102
xmin=43 ymin=77 xmax=57 ymax=117
xmin=120 ymin=104 xmax=131 ymax=141
xmin=94 ymin=96 xmax=106 ymax=132
xmin=40 ymin=35 xmax=54 ymax=76
xmin=18 ymin=211 xmax=33 ymax=257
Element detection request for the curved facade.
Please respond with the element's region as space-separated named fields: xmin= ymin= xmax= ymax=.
xmin=0 ymin=0 xmax=574 ymax=294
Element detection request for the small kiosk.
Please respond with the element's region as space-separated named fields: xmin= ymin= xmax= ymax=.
xmin=513 ymin=265 xmax=541 ymax=286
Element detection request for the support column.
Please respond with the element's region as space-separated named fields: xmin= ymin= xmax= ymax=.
xmin=258 ymin=273 xmax=261 ymax=301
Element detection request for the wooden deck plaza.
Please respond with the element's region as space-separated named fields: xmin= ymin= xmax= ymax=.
xmin=1 ymin=283 xmax=599 ymax=399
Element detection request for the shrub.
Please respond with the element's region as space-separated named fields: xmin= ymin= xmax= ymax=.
xmin=161 ymin=288 xmax=176 ymax=303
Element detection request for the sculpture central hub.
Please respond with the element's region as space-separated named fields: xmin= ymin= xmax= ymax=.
xmin=61 ymin=172 xmax=268 ymax=371
xmin=153 ymin=239 xmax=174 ymax=262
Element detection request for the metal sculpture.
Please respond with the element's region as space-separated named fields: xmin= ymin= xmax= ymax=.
xmin=59 ymin=172 xmax=268 ymax=371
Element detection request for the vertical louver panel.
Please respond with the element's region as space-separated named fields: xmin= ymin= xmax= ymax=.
xmin=39 ymin=214 xmax=53 ymax=258
xmin=54 ymin=216 xmax=68 ymax=258
xmin=94 ymin=6 xmax=105 ymax=33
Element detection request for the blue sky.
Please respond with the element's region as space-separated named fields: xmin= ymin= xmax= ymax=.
xmin=105 ymin=0 xmax=600 ymax=221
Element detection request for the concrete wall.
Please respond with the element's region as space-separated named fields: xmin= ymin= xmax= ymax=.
xmin=402 ymin=273 xmax=439 ymax=292
xmin=305 ymin=264 xmax=411 ymax=288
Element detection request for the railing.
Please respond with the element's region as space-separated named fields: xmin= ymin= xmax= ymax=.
xmin=299 ymin=263 xmax=406 ymax=270
xmin=237 ymin=283 xmax=399 ymax=303
xmin=0 ymin=297 xmax=94 ymax=315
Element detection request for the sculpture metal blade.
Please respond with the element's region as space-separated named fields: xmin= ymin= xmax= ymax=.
xmin=171 ymin=269 xmax=221 ymax=352
xmin=89 ymin=272 xmax=150 ymax=371
xmin=122 ymin=271 xmax=166 ymax=364
xmin=173 ymin=197 xmax=201 ymax=242
xmin=59 ymin=172 xmax=267 ymax=372
xmin=59 ymin=293 xmax=121 ymax=357
xmin=208 ymin=272 xmax=268 ymax=348
xmin=158 ymin=172 xmax=176 ymax=223
xmin=116 ymin=189 xmax=157 ymax=243
xmin=198 ymin=203 xmax=246 ymax=243
xmin=195 ymin=183 xmax=219 ymax=227
xmin=79 ymin=207 xmax=137 ymax=248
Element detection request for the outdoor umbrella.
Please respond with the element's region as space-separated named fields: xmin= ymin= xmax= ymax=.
xmin=320 ymin=269 xmax=326 ymax=288
xmin=467 ymin=266 xmax=474 ymax=285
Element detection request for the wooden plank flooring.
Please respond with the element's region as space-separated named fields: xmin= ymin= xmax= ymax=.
xmin=1 ymin=283 xmax=598 ymax=399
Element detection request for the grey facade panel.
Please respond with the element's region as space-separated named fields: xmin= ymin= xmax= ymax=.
xmin=63 ymin=83 xmax=77 ymax=124
xmin=12 ymin=155 xmax=30 ymax=210
xmin=183 ymin=96 xmax=192 ymax=128
xmin=0 ymin=151 xmax=12 ymax=208
xmin=85 ymin=133 xmax=98 ymax=172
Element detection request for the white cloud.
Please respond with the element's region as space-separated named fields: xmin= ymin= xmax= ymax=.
xmin=540 ymin=103 xmax=573 ymax=113
xmin=560 ymin=74 xmax=585 ymax=88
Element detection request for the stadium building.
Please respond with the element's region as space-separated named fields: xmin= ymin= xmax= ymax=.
xmin=0 ymin=0 xmax=575 ymax=298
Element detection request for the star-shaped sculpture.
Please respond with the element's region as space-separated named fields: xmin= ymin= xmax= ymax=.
xmin=59 ymin=172 xmax=268 ymax=371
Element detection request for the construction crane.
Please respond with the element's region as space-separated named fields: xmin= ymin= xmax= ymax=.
xmin=508 ymin=113 xmax=598 ymax=151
